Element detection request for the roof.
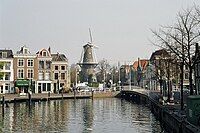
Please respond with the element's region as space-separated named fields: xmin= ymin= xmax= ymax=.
xmin=0 ymin=50 xmax=13 ymax=58
xmin=133 ymin=59 xmax=149 ymax=71
xmin=150 ymin=49 xmax=169 ymax=61
xmin=51 ymin=53 xmax=68 ymax=62
xmin=16 ymin=46 xmax=31 ymax=54
xmin=36 ymin=48 xmax=51 ymax=57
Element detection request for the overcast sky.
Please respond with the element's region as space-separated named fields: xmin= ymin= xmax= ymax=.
xmin=0 ymin=0 xmax=199 ymax=65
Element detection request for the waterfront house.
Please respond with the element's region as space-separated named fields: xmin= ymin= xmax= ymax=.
xmin=36 ymin=48 xmax=52 ymax=93
xmin=13 ymin=46 xmax=38 ymax=93
xmin=51 ymin=52 xmax=70 ymax=93
xmin=149 ymin=49 xmax=181 ymax=92
xmin=0 ymin=49 xmax=14 ymax=94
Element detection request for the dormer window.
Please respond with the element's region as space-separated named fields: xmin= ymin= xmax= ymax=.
xmin=23 ymin=48 xmax=28 ymax=54
xmin=43 ymin=51 xmax=47 ymax=57
xmin=1 ymin=52 xmax=7 ymax=58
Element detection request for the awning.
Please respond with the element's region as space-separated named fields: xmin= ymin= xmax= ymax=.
xmin=15 ymin=80 xmax=30 ymax=87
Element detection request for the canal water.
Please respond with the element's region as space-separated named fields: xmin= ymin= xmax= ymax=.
xmin=0 ymin=98 xmax=162 ymax=133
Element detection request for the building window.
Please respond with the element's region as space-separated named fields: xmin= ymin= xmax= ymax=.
xmin=38 ymin=72 xmax=43 ymax=80
xmin=24 ymin=48 xmax=28 ymax=54
xmin=0 ymin=86 xmax=3 ymax=93
xmin=2 ymin=52 xmax=7 ymax=58
xmin=18 ymin=59 xmax=24 ymax=67
xmin=45 ymin=72 xmax=50 ymax=80
xmin=42 ymin=83 xmax=46 ymax=91
xmin=185 ymin=72 xmax=189 ymax=80
xmin=5 ymin=62 xmax=11 ymax=70
xmin=55 ymin=66 xmax=58 ymax=70
xmin=47 ymin=83 xmax=51 ymax=91
xmin=18 ymin=69 xmax=24 ymax=79
xmin=0 ymin=62 xmax=3 ymax=70
xmin=0 ymin=75 xmax=3 ymax=80
xmin=61 ymin=73 xmax=65 ymax=80
xmin=61 ymin=66 xmax=65 ymax=70
xmin=5 ymin=72 xmax=10 ymax=80
xmin=38 ymin=83 xmax=41 ymax=92
xmin=28 ymin=59 xmax=34 ymax=67
xmin=27 ymin=69 xmax=34 ymax=79
xmin=60 ymin=83 xmax=64 ymax=87
xmin=39 ymin=61 xmax=44 ymax=69
xmin=5 ymin=84 xmax=9 ymax=91
xmin=43 ymin=51 xmax=47 ymax=57
xmin=46 ymin=61 xmax=51 ymax=69
xmin=54 ymin=73 xmax=58 ymax=80
xmin=185 ymin=65 xmax=189 ymax=70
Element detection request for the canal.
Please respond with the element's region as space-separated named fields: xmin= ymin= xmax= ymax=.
xmin=0 ymin=98 xmax=162 ymax=133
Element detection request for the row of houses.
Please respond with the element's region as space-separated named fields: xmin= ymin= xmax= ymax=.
xmin=0 ymin=46 xmax=70 ymax=94
xmin=121 ymin=49 xmax=189 ymax=91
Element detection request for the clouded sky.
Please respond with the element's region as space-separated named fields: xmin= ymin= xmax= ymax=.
xmin=0 ymin=0 xmax=199 ymax=65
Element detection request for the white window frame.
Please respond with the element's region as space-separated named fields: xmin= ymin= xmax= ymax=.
xmin=5 ymin=72 xmax=10 ymax=80
xmin=17 ymin=68 xmax=24 ymax=79
xmin=27 ymin=69 xmax=34 ymax=79
xmin=55 ymin=65 xmax=58 ymax=70
xmin=18 ymin=59 xmax=24 ymax=67
xmin=61 ymin=73 xmax=65 ymax=80
xmin=184 ymin=72 xmax=189 ymax=80
xmin=45 ymin=72 xmax=50 ymax=80
xmin=5 ymin=83 xmax=10 ymax=91
xmin=27 ymin=59 xmax=34 ymax=67
xmin=5 ymin=62 xmax=11 ymax=70
xmin=61 ymin=65 xmax=65 ymax=70
xmin=43 ymin=51 xmax=47 ymax=57
xmin=54 ymin=73 xmax=58 ymax=80
xmin=38 ymin=72 xmax=43 ymax=80
xmin=2 ymin=52 xmax=7 ymax=58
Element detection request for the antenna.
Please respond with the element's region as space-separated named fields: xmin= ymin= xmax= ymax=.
xmin=89 ymin=28 xmax=93 ymax=43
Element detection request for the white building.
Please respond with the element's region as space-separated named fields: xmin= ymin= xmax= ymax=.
xmin=0 ymin=50 xmax=14 ymax=94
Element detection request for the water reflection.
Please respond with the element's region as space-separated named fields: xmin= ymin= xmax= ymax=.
xmin=0 ymin=99 xmax=161 ymax=133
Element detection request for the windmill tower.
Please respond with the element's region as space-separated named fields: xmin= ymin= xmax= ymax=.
xmin=78 ymin=29 xmax=98 ymax=83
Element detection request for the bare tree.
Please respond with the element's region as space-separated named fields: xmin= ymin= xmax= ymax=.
xmin=151 ymin=7 xmax=200 ymax=95
xmin=96 ymin=59 xmax=111 ymax=83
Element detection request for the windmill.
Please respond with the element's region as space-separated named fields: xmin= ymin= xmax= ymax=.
xmin=78 ymin=29 xmax=98 ymax=83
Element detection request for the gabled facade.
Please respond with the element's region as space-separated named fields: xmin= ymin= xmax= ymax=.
xmin=51 ymin=53 xmax=70 ymax=93
xmin=149 ymin=49 xmax=181 ymax=91
xmin=13 ymin=46 xmax=38 ymax=93
xmin=36 ymin=48 xmax=52 ymax=93
xmin=132 ymin=58 xmax=149 ymax=87
xmin=0 ymin=50 xmax=14 ymax=93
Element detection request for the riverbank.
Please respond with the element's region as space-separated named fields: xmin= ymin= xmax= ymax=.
xmin=93 ymin=91 xmax=120 ymax=98
xmin=0 ymin=91 xmax=120 ymax=103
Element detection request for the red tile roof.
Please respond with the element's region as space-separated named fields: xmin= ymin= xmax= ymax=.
xmin=133 ymin=59 xmax=149 ymax=71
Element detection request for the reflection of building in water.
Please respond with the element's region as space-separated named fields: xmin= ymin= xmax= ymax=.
xmin=11 ymin=101 xmax=70 ymax=132
xmin=81 ymin=99 xmax=94 ymax=130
